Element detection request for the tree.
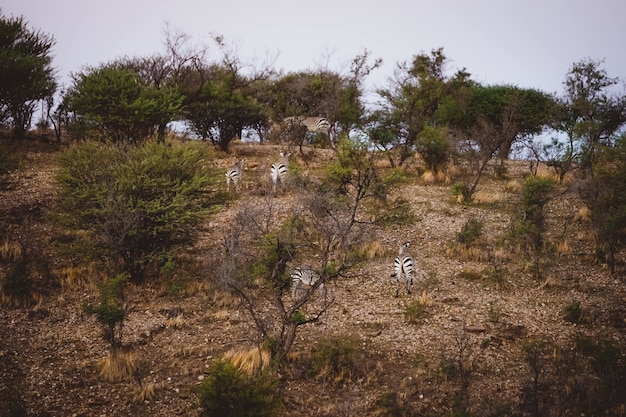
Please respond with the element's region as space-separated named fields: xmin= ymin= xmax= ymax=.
xmin=375 ymin=48 xmax=473 ymax=165
xmin=183 ymin=36 xmax=271 ymax=151
xmin=561 ymin=58 xmax=626 ymax=176
xmin=579 ymin=136 xmax=626 ymax=273
xmin=56 ymin=141 xmax=214 ymax=281
xmin=65 ymin=65 xmax=183 ymax=144
xmin=467 ymin=85 xmax=557 ymax=160
xmin=0 ymin=13 xmax=57 ymax=137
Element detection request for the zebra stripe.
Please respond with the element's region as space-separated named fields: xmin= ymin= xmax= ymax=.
xmin=392 ymin=242 xmax=414 ymax=296
xmin=291 ymin=265 xmax=324 ymax=299
xmin=270 ymin=152 xmax=290 ymax=194
xmin=284 ymin=116 xmax=331 ymax=135
xmin=225 ymin=160 xmax=244 ymax=192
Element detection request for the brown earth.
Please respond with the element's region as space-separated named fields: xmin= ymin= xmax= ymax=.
xmin=0 ymin=140 xmax=625 ymax=416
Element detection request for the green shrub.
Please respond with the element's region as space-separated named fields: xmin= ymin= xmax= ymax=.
xmin=193 ymin=360 xmax=281 ymax=417
xmin=84 ymin=274 xmax=127 ymax=348
xmin=456 ymin=216 xmax=483 ymax=245
xmin=56 ymin=141 xmax=216 ymax=281
xmin=2 ymin=262 xmax=32 ymax=306
xmin=310 ymin=336 xmax=368 ymax=386
xmin=562 ymin=300 xmax=584 ymax=324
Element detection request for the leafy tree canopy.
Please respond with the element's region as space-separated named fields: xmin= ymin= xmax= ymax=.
xmin=0 ymin=12 xmax=57 ymax=137
xmin=66 ymin=65 xmax=183 ymax=144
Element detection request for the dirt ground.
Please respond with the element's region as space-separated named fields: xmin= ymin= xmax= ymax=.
xmin=1 ymin=140 xmax=625 ymax=416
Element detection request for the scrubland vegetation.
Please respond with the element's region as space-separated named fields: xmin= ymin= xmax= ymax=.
xmin=1 ymin=11 xmax=626 ymax=417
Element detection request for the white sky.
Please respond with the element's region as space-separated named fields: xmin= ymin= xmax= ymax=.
xmin=3 ymin=0 xmax=626 ymax=98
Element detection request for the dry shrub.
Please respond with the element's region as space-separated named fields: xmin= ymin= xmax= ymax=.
xmin=573 ymin=206 xmax=590 ymax=223
xmin=222 ymin=347 xmax=271 ymax=375
xmin=421 ymin=170 xmax=449 ymax=184
xmin=0 ymin=239 xmax=21 ymax=262
xmin=98 ymin=349 xmax=136 ymax=382
xmin=353 ymin=240 xmax=385 ymax=260
xmin=556 ymin=239 xmax=571 ymax=255
xmin=133 ymin=381 xmax=167 ymax=403
xmin=166 ymin=314 xmax=185 ymax=329
xmin=212 ymin=309 xmax=231 ymax=321
xmin=505 ymin=179 xmax=523 ymax=193
xmin=473 ymin=189 xmax=505 ymax=205
xmin=211 ymin=289 xmax=240 ymax=308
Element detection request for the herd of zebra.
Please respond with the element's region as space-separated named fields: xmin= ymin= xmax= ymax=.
xmin=224 ymin=145 xmax=416 ymax=300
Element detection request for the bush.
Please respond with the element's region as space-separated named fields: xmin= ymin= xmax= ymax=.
xmin=56 ymin=141 xmax=215 ymax=281
xmin=193 ymin=360 xmax=281 ymax=417
xmin=456 ymin=216 xmax=483 ymax=245
xmin=310 ymin=336 xmax=369 ymax=387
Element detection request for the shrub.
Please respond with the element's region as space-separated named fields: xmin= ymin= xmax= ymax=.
xmin=562 ymin=300 xmax=585 ymax=324
xmin=456 ymin=216 xmax=483 ymax=245
xmin=193 ymin=360 xmax=281 ymax=417
xmin=84 ymin=274 xmax=127 ymax=348
xmin=56 ymin=141 xmax=215 ymax=281
xmin=310 ymin=336 xmax=369 ymax=387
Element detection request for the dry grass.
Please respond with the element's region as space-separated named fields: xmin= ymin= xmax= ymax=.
xmin=222 ymin=346 xmax=271 ymax=375
xmin=473 ymin=189 xmax=506 ymax=205
xmin=166 ymin=314 xmax=185 ymax=329
xmin=421 ymin=170 xmax=450 ymax=184
xmin=98 ymin=350 xmax=136 ymax=382
xmin=132 ymin=381 xmax=167 ymax=403
xmin=0 ymin=239 xmax=22 ymax=262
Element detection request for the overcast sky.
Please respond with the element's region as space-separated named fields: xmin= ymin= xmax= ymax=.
xmin=3 ymin=0 xmax=626 ymax=98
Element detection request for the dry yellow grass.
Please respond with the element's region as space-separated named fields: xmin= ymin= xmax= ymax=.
xmin=473 ymin=189 xmax=505 ymax=205
xmin=222 ymin=347 xmax=271 ymax=375
xmin=0 ymin=239 xmax=22 ymax=262
xmin=98 ymin=350 xmax=136 ymax=382
xmin=132 ymin=381 xmax=167 ymax=403
xmin=166 ymin=314 xmax=185 ymax=329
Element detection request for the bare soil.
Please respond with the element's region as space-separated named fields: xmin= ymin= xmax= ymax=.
xmin=1 ymin=140 xmax=624 ymax=416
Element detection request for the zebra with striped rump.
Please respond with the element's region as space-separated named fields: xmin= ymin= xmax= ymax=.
xmin=291 ymin=265 xmax=326 ymax=299
xmin=392 ymin=242 xmax=414 ymax=297
xmin=283 ymin=116 xmax=331 ymax=136
xmin=270 ymin=152 xmax=290 ymax=194
xmin=225 ymin=159 xmax=244 ymax=192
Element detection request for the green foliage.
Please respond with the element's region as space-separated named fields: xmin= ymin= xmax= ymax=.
xmin=2 ymin=261 xmax=32 ymax=306
xmin=416 ymin=125 xmax=451 ymax=173
xmin=84 ymin=274 xmax=127 ymax=348
xmin=193 ymin=360 xmax=281 ymax=417
xmin=580 ymin=137 xmax=626 ymax=273
xmin=373 ymin=197 xmax=417 ymax=227
xmin=66 ymin=65 xmax=182 ymax=144
xmin=456 ymin=216 xmax=483 ymax=245
xmin=251 ymin=233 xmax=294 ymax=292
xmin=184 ymin=64 xmax=265 ymax=151
xmin=562 ymin=300 xmax=584 ymax=324
xmin=0 ymin=13 xmax=57 ymax=136
xmin=56 ymin=141 xmax=214 ymax=281
xmin=310 ymin=335 xmax=368 ymax=386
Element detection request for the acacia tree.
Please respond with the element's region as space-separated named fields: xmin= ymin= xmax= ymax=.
xmin=561 ymin=58 xmax=626 ymax=176
xmin=467 ymin=85 xmax=557 ymax=160
xmin=65 ymin=65 xmax=183 ymax=144
xmin=183 ymin=36 xmax=271 ymax=151
xmin=0 ymin=13 xmax=57 ymax=137
xmin=374 ymin=48 xmax=473 ymax=165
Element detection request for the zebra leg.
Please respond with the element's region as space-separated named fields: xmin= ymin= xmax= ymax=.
xmin=406 ymin=270 xmax=412 ymax=294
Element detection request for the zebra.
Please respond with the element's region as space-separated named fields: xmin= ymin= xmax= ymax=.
xmin=270 ymin=152 xmax=290 ymax=194
xmin=392 ymin=242 xmax=414 ymax=297
xmin=283 ymin=116 xmax=331 ymax=136
xmin=225 ymin=159 xmax=245 ymax=192
xmin=291 ymin=265 xmax=325 ymax=299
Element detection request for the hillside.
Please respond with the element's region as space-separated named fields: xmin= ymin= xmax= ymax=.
xmin=1 ymin=139 xmax=625 ymax=417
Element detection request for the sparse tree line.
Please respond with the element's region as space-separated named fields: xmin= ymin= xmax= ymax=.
xmin=2 ymin=11 xmax=626 ymax=417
